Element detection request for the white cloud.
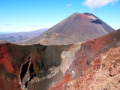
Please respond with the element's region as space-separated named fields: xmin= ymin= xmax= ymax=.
xmin=66 ymin=4 xmax=71 ymax=8
xmin=83 ymin=0 xmax=118 ymax=8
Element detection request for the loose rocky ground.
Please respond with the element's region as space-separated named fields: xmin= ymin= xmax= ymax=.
xmin=63 ymin=47 xmax=120 ymax=90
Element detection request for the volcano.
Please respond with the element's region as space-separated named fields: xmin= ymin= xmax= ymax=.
xmin=25 ymin=12 xmax=114 ymax=45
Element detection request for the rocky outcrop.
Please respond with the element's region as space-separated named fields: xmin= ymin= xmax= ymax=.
xmin=63 ymin=46 xmax=120 ymax=90
xmin=0 ymin=42 xmax=81 ymax=90
xmin=69 ymin=29 xmax=120 ymax=79
xmin=50 ymin=29 xmax=120 ymax=90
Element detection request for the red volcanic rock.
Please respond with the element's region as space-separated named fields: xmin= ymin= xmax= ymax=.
xmin=0 ymin=44 xmax=14 ymax=74
xmin=0 ymin=43 xmax=74 ymax=90
xmin=62 ymin=46 xmax=120 ymax=90
xmin=69 ymin=29 xmax=120 ymax=79
xmin=49 ymin=74 xmax=71 ymax=90
xmin=0 ymin=44 xmax=21 ymax=90
xmin=25 ymin=12 xmax=114 ymax=45
xmin=109 ymin=67 xmax=119 ymax=77
xmin=50 ymin=29 xmax=120 ymax=89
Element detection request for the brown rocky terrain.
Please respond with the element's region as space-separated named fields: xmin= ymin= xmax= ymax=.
xmin=0 ymin=42 xmax=81 ymax=90
xmin=24 ymin=12 xmax=114 ymax=45
xmin=63 ymin=46 xmax=120 ymax=90
xmin=0 ymin=29 xmax=119 ymax=90
xmin=49 ymin=29 xmax=120 ymax=90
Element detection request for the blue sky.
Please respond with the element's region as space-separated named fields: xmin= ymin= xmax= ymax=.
xmin=0 ymin=0 xmax=120 ymax=33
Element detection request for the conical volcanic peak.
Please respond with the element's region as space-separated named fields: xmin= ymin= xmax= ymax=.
xmin=24 ymin=12 xmax=114 ymax=45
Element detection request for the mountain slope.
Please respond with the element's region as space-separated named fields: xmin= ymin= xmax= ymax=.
xmin=63 ymin=46 xmax=120 ymax=90
xmin=50 ymin=29 xmax=120 ymax=90
xmin=25 ymin=12 xmax=114 ymax=45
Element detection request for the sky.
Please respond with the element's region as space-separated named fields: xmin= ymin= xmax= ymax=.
xmin=0 ymin=0 xmax=120 ymax=33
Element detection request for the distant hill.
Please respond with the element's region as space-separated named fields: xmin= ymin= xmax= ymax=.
xmin=24 ymin=12 xmax=114 ymax=45
xmin=0 ymin=28 xmax=48 ymax=44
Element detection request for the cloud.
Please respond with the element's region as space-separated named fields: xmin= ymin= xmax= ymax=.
xmin=5 ymin=24 xmax=11 ymax=26
xmin=66 ymin=4 xmax=71 ymax=8
xmin=83 ymin=0 xmax=118 ymax=8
